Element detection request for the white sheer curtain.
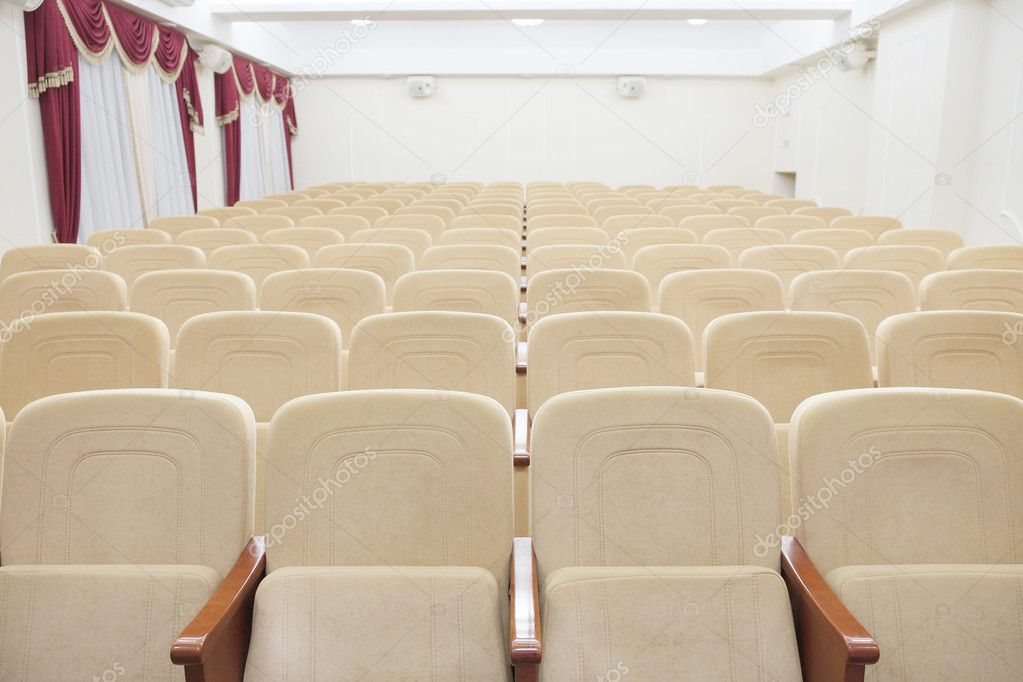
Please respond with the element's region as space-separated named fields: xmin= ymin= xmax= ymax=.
xmin=78 ymin=54 xmax=144 ymax=245
xmin=239 ymin=96 xmax=291 ymax=200
xmin=263 ymin=105 xmax=291 ymax=194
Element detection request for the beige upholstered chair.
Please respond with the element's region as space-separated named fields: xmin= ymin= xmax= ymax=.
xmin=130 ymin=269 xmax=257 ymax=345
xmin=176 ymin=228 xmax=258 ymax=255
xmin=526 ymin=244 xmax=627 ymax=278
xmin=920 ymin=268 xmax=1023 ymax=311
xmin=633 ymin=244 xmax=733 ymax=291
xmin=830 ymin=215 xmax=903 ymax=237
xmin=661 ymin=204 xmax=722 ymax=224
xmin=149 ymin=215 xmax=220 ymax=238
xmin=678 ymin=214 xmax=749 ymax=238
xmin=0 ymin=312 xmax=168 ymax=417
xmin=314 ymin=244 xmax=416 ymax=305
xmin=843 ymin=245 xmax=945 ymax=285
xmin=397 ymin=204 xmax=455 ymax=224
xmin=422 ymin=244 xmax=521 ymax=282
xmin=703 ymin=227 xmax=787 ymax=260
xmin=393 ymin=270 xmax=519 ymax=327
xmin=298 ymin=214 xmax=371 ymax=240
xmin=765 ymin=198 xmax=817 ymax=212
xmin=527 ymin=227 xmax=607 ymax=250
xmin=729 ymin=205 xmax=786 ymax=223
xmin=601 ymin=213 xmax=674 ymax=236
xmin=876 ymin=228 xmax=964 ymax=254
xmin=451 ymin=213 xmax=521 ymax=230
xmin=87 ymin=228 xmax=171 ymax=248
xmin=263 ymin=206 xmax=323 ymax=222
xmin=350 ymin=228 xmax=433 ymax=262
xmin=264 ymin=193 xmax=308 ymax=204
xmin=262 ymin=227 xmax=344 ymax=258
xmin=792 ymin=205 xmax=853 ymax=224
xmin=877 ymin=310 xmax=1023 ymax=398
xmin=103 ymin=244 xmax=206 ymax=286
xmin=0 ymin=270 xmax=126 ymax=327
xmin=374 ymin=213 xmax=447 ymax=240
xmin=790 ymin=388 xmax=1023 ymax=681
xmin=738 ymin=244 xmax=840 ymax=290
xmin=0 ymin=389 xmax=256 ymax=680
xmin=755 ymin=214 xmax=827 ymax=238
xmin=619 ymin=227 xmax=698 ymax=261
xmin=525 ymin=213 xmax=596 ymax=229
xmin=0 ymin=244 xmax=99 ymax=278
xmin=197 ymin=206 xmax=257 ymax=221
xmin=525 ymin=268 xmax=651 ymax=328
xmin=294 ymin=199 xmax=344 ymax=212
xmin=207 ymin=244 xmax=308 ymax=288
xmin=331 ymin=205 xmax=389 ymax=223
xmin=790 ymin=228 xmax=874 ymax=257
xmin=437 ymin=227 xmax=521 ymax=250
xmin=222 ymin=214 xmax=295 ymax=239
xmin=260 ymin=268 xmax=386 ymax=346
xmin=947 ymin=245 xmax=1023 ymax=270
xmin=348 ymin=312 xmax=516 ymax=415
xmin=235 ymin=199 xmax=287 ymax=211
xmin=533 ymin=387 xmax=803 ymax=681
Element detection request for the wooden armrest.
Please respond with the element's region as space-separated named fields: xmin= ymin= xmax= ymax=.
xmin=509 ymin=536 xmax=541 ymax=682
xmin=171 ymin=536 xmax=267 ymax=682
xmin=781 ymin=536 xmax=879 ymax=682
xmin=517 ymin=342 xmax=528 ymax=375
xmin=514 ymin=408 xmax=530 ymax=467
xmin=520 ymin=276 xmax=528 ymax=293
xmin=519 ymin=301 xmax=528 ymax=324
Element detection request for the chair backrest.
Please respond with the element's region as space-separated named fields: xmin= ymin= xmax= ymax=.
xmin=791 ymin=388 xmax=1023 ymax=574
xmin=877 ymin=310 xmax=1023 ymax=398
xmin=792 ymin=206 xmax=853 ymax=224
xmin=374 ymin=213 xmax=447 ymax=239
xmin=223 ymin=214 xmax=295 ymax=238
xmin=330 ymin=206 xmax=389 ymax=223
xmin=527 ymin=244 xmax=627 ymax=277
xmin=315 ymin=244 xmax=416 ymax=304
xmin=526 ymin=213 xmax=596 ymax=229
xmin=678 ymin=214 xmax=747 ymax=237
xmin=0 ymin=389 xmax=254 ymax=576
xmin=660 ymin=205 xmax=722 ymax=224
xmin=208 ymin=244 xmax=309 ymax=287
xmin=294 ymin=199 xmax=344 ymax=212
xmin=531 ymin=387 xmax=783 ymax=572
xmin=790 ymin=228 xmax=873 ymax=257
xmin=754 ymin=214 xmax=827 ymax=237
xmin=526 ymin=269 xmax=651 ymax=327
xmin=263 ymin=206 xmax=324 ymax=222
xmin=602 ymin=213 xmax=674 ymax=236
xmin=947 ymin=245 xmax=1023 ymax=270
xmin=830 ymin=215 xmax=903 ymax=236
xmin=176 ymin=228 xmax=258 ymax=255
xmin=197 ymin=206 xmax=257 ymax=221
xmin=704 ymin=311 xmax=873 ymax=422
xmin=350 ymin=228 xmax=433 ymax=262
xmin=633 ymin=244 xmax=733 ymax=291
xmin=262 ymin=227 xmax=345 ymax=257
xmin=737 ymin=244 xmax=840 ymax=289
xmin=0 ymin=270 xmax=126 ymax=327
xmin=619 ymin=228 xmax=698 ymax=261
xmin=149 ymin=215 xmax=220 ymax=238
xmin=844 ymin=244 xmax=946 ymax=285
xmin=728 ymin=206 xmax=786 ymax=223
xmin=393 ymin=270 xmax=519 ymax=327
xmin=764 ymin=198 xmax=817 ymax=212
xmin=397 ymin=204 xmax=455 ymax=224
xmin=87 ymin=228 xmax=171 ymax=249
xmin=172 ymin=311 xmax=342 ymax=421
xmin=348 ymin=312 xmax=516 ymax=415
xmin=298 ymin=214 xmax=371 ymax=240
xmin=130 ymin=269 xmax=257 ymax=344
xmin=704 ymin=227 xmax=787 ymax=260
xmin=263 ymin=389 xmax=512 ymax=583
xmin=421 ymin=244 xmax=520 ymax=281
xmin=658 ymin=269 xmax=786 ymax=372
xmin=527 ymin=227 xmax=608 ymax=250
xmin=235 ymin=199 xmax=287 ymax=211
xmin=527 ymin=312 xmax=695 ymax=413
xmin=0 ymin=245 xmax=100 ymax=279
xmin=450 ymin=213 xmax=521 ymax=230
xmin=102 ymin=244 xmax=206 ymax=287
xmin=436 ymin=227 xmax=520 ymax=250
xmin=0 ymin=312 xmax=169 ymax=417
xmin=920 ymin=269 xmax=1023 ymax=311
xmin=876 ymin=228 xmax=964 ymax=255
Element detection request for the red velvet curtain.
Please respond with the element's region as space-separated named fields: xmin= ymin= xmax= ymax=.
xmin=176 ymin=48 xmax=203 ymax=208
xmin=216 ymin=67 xmax=242 ymax=206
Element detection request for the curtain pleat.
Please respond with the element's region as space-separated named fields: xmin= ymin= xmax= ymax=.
xmin=239 ymin=97 xmax=269 ymax=201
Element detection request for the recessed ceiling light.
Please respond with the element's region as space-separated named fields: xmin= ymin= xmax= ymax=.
xmin=687 ymin=18 xmax=709 ymax=26
xmin=511 ymin=18 xmax=544 ymax=27
xmin=350 ymin=18 xmax=374 ymax=26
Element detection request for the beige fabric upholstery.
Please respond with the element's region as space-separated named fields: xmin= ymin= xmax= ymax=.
xmin=0 ymin=388 xmax=254 ymax=574
xmin=704 ymin=311 xmax=873 ymax=422
xmin=660 ymin=205 xmax=721 ymax=223
xmin=245 ymin=566 xmax=509 ymax=681
xmin=920 ymin=268 xmax=1023 ymax=311
xmin=876 ymin=228 xmax=964 ymax=254
xmin=350 ymin=227 xmax=433 ymax=262
xmin=844 ymin=245 xmax=946 ymax=285
xmin=222 ymin=214 xmax=295 ymax=238
xmin=130 ymin=269 xmax=256 ymax=344
xmin=790 ymin=227 xmax=874 ymax=257
xmin=531 ymin=386 xmax=784 ymax=572
xmin=260 ymin=268 xmax=386 ymax=346
xmin=396 ymin=205 xmax=456 ymax=224
xmin=348 ymin=312 xmax=515 ymax=415
xmin=294 ymin=199 xmax=344 ymax=212
xmin=830 ymin=215 xmax=903 ymax=236
xmin=0 ymin=312 xmax=169 ymax=417
xmin=633 ymin=244 xmax=733 ymax=291
xmin=677 ymin=214 xmax=747 ymax=237
xmin=149 ymin=215 xmax=219 ymax=238
xmin=298 ymin=214 xmax=371 ymax=240
xmin=947 ymin=245 xmax=1023 ymax=270
xmin=658 ymin=269 xmax=786 ymax=373
xmin=790 ymin=269 xmax=916 ymax=361
xmin=437 ymin=227 xmax=521 ymax=250
xmin=764 ymin=198 xmax=817 ymax=212
xmin=87 ymin=228 xmax=171 ymax=248
xmin=737 ymin=244 xmax=840 ymax=289
xmin=541 ymin=566 xmax=801 ymax=682
xmin=208 ymin=244 xmax=310 ymax=287
xmin=601 ymin=213 xmax=674 ymax=235
xmin=315 ymin=244 xmax=416 ymax=304
xmin=876 ymin=310 xmax=1023 ymax=397
xmin=331 ymin=206 xmax=389 ymax=223
xmin=103 ymin=244 xmax=206 ymax=286
xmin=528 ymin=227 xmax=607 ymax=250
xmin=198 ymin=206 xmax=257 ymax=221
xmin=176 ymin=227 xmax=257 ymax=254
xmin=263 ymin=206 xmax=322 ymax=222
xmin=235 ymin=199 xmax=287 ymax=211
xmin=527 ymin=244 xmax=627 ymax=277
xmin=527 ymin=311 xmax=694 ymax=413
xmin=792 ymin=206 xmax=853 ymax=223
xmin=262 ymin=227 xmax=344 ymax=257
xmin=0 ymin=270 xmax=126 ymax=326
xmin=619 ymin=227 xmax=698 ymax=261
xmin=450 ymin=213 xmax=521 ymax=230
xmin=172 ymin=311 xmax=343 ymax=421
xmin=374 ymin=213 xmax=447 ymax=239
xmin=754 ymin=214 xmax=827 ymax=237
xmin=526 ymin=213 xmax=596 ymax=229
xmin=393 ymin=269 xmax=518 ymax=326
xmin=703 ymin=227 xmax=787 ymax=260
xmin=422 ymin=244 xmax=520 ymax=281
xmin=0 ymin=244 xmax=100 ymax=279
xmin=526 ymin=269 xmax=651 ymax=327
xmin=729 ymin=205 xmax=786 ymax=223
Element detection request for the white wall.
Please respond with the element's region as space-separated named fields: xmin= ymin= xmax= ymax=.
xmin=292 ymin=76 xmax=777 ymax=189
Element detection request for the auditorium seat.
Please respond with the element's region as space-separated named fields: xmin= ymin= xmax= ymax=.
xmin=236 ymin=198 xmax=287 ymax=211
xmin=0 ymin=389 xmax=255 ymax=680
xmin=331 ymin=205 xmax=389 ymax=223
xmin=176 ymin=227 xmax=257 ymax=254
xmin=755 ymin=214 xmax=827 ymax=238
xmin=526 ymin=244 xmax=627 ymax=277
xmin=393 ymin=269 xmax=519 ymax=326
xmin=223 ymin=214 xmax=296 ymax=239
xmin=149 ymin=215 xmax=219 ymax=238
xmin=527 ymin=226 xmax=607 ymax=249
xmin=397 ymin=203 xmax=456 ymax=224
xmin=262 ymin=226 xmax=345 ymax=257
xmin=130 ymin=269 xmax=257 ymax=345
xmin=711 ymin=198 xmax=757 ymax=211
xmin=197 ymin=206 xmax=257 ymax=221
xmin=790 ymin=269 xmax=917 ymax=362
xmin=660 ymin=204 xmax=721 ymax=223
xmin=260 ymin=269 xmax=387 ymax=345
xmin=633 ymin=243 xmax=733 ymax=291
xmin=844 ymin=244 xmax=946 ymax=285
xmin=0 ymin=270 xmax=126 ymax=327
xmin=765 ymin=198 xmax=817 ymax=212
xmin=103 ymin=244 xmax=206 ymax=286
xmin=658 ymin=269 xmax=785 ymax=378
xmin=263 ymin=206 xmax=323 ymax=222
xmin=678 ymin=213 xmax=749 ymax=237
xmin=788 ymin=388 xmax=1023 ymax=681
xmin=729 ymin=205 xmax=786 ymax=223
xmin=601 ymin=212 xmax=674 ymax=235
xmin=351 ymin=227 xmax=433 ymax=262
xmin=422 ymin=244 xmax=522 ymax=281
xmin=451 ymin=213 xmax=522 ymax=230
xmin=947 ymin=245 xmax=1023 ymax=270
xmin=737 ymin=244 xmax=840 ymax=290
xmin=172 ymin=310 xmax=343 ymax=530
xmin=208 ymin=244 xmax=309 ymax=287
xmin=619 ymin=227 xmax=698 ymax=261
xmin=374 ymin=212 xmax=447 ymax=239
xmin=703 ymin=226 xmax=787 ymax=259
xmin=526 ymin=213 xmax=597 ymax=229
xmin=876 ymin=227 xmax=964 ymax=254
xmin=532 ymin=387 xmax=803 ymax=680
xmin=348 ymin=311 xmax=516 ymax=415
xmin=792 ymin=205 xmax=853 ymax=223
xmin=355 ymin=197 xmax=403 ymax=212
xmin=315 ymin=243 xmax=416 ymax=305
xmin=294 ymin=198 xmax=344 ymax=212
xmin=830 ymin=214 xmax=903 ymax=236
xmin=87 ymin=228 xmax=171 ymax=248
xmin=437 ymin=227 xmax=521 ymax=250
xmin=919 ymin=269 xmax=1023 ymax=311
xmin=298 ymin=213 xmax=371 ymax=239
xmin=525 ymin=269 xmax=651 ymax=328
xmin=263 ymin=193 xmax=308 ymax=204
xmin=0 ymin=311 xmax=169 ymax=417
xmin=790 ymin=227 xmax=874 ymax=257
xmin=876 ymin=310 xmax=1023 ymax=397
xmin=0 ymin=244 xmax=99 ymax=278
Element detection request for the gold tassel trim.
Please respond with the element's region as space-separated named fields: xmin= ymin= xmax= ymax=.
xmin=28 ymin=66 xmax=75 ymax=97
xmin=182 ymin=87 xmax=204 ymax=134
xmin=216 ymin=107 xmax=240 ymax=126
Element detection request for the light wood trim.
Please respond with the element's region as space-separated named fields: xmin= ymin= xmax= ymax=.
xmin=509 ymin=537 xmax=541 ymax=681
xmin=514 ymin=408 xmax=530 ymax=467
